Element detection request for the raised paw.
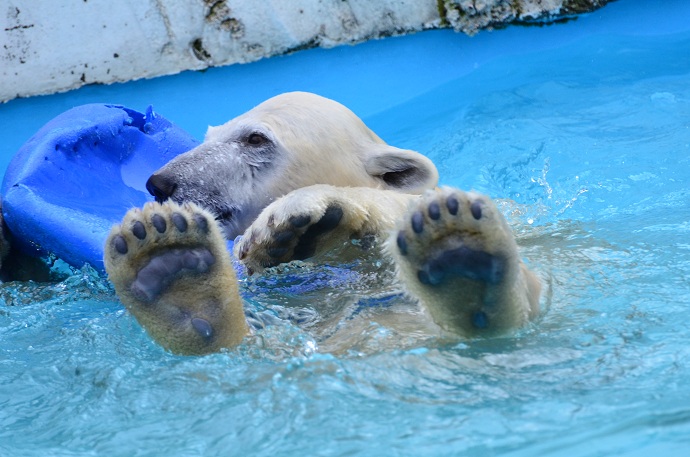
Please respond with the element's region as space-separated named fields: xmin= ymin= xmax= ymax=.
xmin=104 ymin=201 xmax=248 ymax=354
xmin=236 ymin=204 xmax=344 ymax=271
xmin=391 ymin=187 xmax=540 ymax=336
xmin=233 ymin=186 xmax=364 ymax=272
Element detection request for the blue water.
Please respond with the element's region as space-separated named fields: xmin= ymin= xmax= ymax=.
xmin=2 ymin=0 xmax=690 ymax=455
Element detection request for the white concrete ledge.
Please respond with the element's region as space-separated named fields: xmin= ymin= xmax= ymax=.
xmin=0 ymin=0 xmax=612 ymax=103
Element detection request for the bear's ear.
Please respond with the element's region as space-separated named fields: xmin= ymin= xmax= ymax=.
xmin=364 ymin=146 xmax=439 ymax=194
xmin=204 ymin=125 xmax=222 ymax=142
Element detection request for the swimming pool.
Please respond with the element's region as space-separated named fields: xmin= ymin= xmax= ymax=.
xmin=2 ymin=0 xmax=690 ymax=455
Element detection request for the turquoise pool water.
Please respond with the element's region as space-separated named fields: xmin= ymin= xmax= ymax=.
xmin=2 ymin=0 xmax=690 ymax=455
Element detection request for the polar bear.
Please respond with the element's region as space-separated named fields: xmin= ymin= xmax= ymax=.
xmin=104 ymin=92 xmax=541 ymax=355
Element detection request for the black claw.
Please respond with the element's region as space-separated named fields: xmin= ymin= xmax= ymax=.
xmin=471 ymin=201 xmax=483 ymax=220
xmin=152 ymin=214 xmax=167 ymax=233
xmin=172 ymin=213 xmax=188 ymax=232
xmin=132 ymin=221 xmax=146 ymax=240
xmin=396 ymin=231 xmax=408 ymax=256
xmin=191 ymin=317 xmax=214 ymax=341
xmin=113 ymin=235 xmax=128 ymax=254
xmin=411 ymin=211 xmax=424 ymax=234
xmin=290 ymin=214 xmax=311 ymax=228
xmin=428 ymin=201 xmax=441 ymax=220
xmin=446 ymin=195 xmax=459 ymax=215
xmin=193 ymin=214 xmax=209 ymax=233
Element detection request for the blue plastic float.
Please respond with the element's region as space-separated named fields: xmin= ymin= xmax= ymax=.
xmin=1 ymin=104 xmax=199 ymax=271
xmin=0 ymin=103 xmax=370 ymax=293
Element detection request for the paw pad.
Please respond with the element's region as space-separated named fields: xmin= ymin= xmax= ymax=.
xmin=471 ymin=311 xmax=489 ymax=329
xmin=172 ymin=212 xmax=188 ymax=232
xmin=470 ymin=200 xmax=483 ymax=220
xmin=391 ymin=187 xmax=537 ymax=336
xmin=394 ymin=188 xmax=508 ymax=287
xmin=293 ymin=205 xmax=343 ymax=260
xmin=193 ymin=214 xmax=209 ymax=233
xmin=273 ymin=230 xmax=296 ymax=244
xmin=428 ymin=201 xmax=441 ymax=220
xmin=132 ymin=221 xmax=147 ymax=240
xmin=289 ymin=214 xmax=311 ymax=228
xmin=396 ymin=231 xmax=408 ymax=256
xmin=446 ymin=195 xmax=459 ymax=215
xmin=152 ymin=214 xmax=167 ymax=233
xmin=104 ymin=201 xmax=249 ymax=354
xmin=411 ymin=211 xmax=424 ymax=234
xmin=191 ymin=317 xmax=214 ymax=341
xmin=113 ymin=235 xmax=128 ymax=254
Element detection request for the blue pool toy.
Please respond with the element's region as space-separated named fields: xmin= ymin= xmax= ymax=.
xmin=1 ymin=104 xmax=200 ymax=271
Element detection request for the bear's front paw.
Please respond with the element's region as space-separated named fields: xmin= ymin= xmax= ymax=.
xmin=234 ymin=185 xmax=364 ymax=272
xmin=392 ymin=187 xmax=538 ymax=336
xmin=236 ymin=204 xmax=345 ymax=271
xmin=104 ymin=201 xmax=248 ymax=354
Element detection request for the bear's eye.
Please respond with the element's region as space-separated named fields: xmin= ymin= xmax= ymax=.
xmin=246 ymin=132 xmax=267 ymax=146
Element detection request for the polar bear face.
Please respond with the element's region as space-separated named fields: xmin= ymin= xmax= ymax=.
xmin=146 ymin=92 xmax=439 ymax=239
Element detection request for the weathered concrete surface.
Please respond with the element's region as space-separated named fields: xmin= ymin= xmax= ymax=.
xmin=442 ymin=0 xmax=614 ymax=35
xmin=0 ymin=0 xmax=612 ymax=103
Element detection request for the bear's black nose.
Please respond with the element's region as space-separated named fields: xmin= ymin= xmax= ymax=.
xmin=146 ymin=173 xmax=177 ymax=202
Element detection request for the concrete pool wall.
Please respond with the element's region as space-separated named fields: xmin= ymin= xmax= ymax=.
xmin=1 ymin=0 xmax=612 ymax=102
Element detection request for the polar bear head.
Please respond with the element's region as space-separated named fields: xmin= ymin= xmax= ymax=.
xmin=146 ymin=92 xmax=439 ymax=239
